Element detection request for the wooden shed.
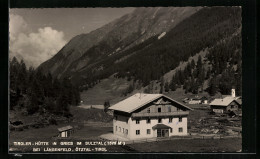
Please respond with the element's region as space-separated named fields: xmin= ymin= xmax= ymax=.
xmin=58 ymin=125 xmax=73 ymax=138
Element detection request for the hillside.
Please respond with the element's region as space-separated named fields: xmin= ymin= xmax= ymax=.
xmin=38 ymin=7 xmax=201 ymax=79
xmin=79 ymin=49 xmax=209 ymax=105
xmin=38 ymin=7 xmax=242 ymax=103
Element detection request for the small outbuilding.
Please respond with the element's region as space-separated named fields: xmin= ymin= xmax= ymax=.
xmin=58 ymin=125 xmax=74 ymax=138
xmin=200 ymin=96 xmax=208 ymax=104
xmin=188 ymin=98 xmax=201 ymax=104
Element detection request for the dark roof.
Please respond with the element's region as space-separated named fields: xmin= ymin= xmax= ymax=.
xmin=58 ymin=125 xmax=73 ymax=132
xmin=152 ymin=124 xmax=172 ymax=129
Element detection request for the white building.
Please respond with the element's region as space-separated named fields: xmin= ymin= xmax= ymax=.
xmin=108 ymin=93 xmax=192 ymax=140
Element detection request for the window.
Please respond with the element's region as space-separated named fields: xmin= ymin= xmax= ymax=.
xmin=179 ymin=127 xmax=183 ymax=132
xmin=123 ymin=128 xmax=124 ymax=133
xmin=147 ymin=108 xmax=150 ymax=113
xmin=147 ymin=118 xmax=151 ymax=124
xmin=158 ymin=108 xmax=161 ymax=112
xmin=125 ymin=129 xmax=128 ymax=135
xmin=115 ymin=116 xmax=118 ymax=120
xmin=136 ymin=119 xmax=140 ymax=124
xmin=158 ymin=118 xmax=162 ymax=123
xmin=147 ymin=129 xmax=151 ymax=134
xmin=170 ymin=128 xmax=173 ymax=133
xmin=126 ymin=119 xmax=128 ymax=123
xmin=169 ymin=118 xmax=172 ymax=123
xmin=179 ymin=117 xmax=182 ymax=122
xmin=116 ymin=126 xmax=117 ymax=131
xmin=168 ymin=106 xmax=171 ymax=112
xmin=136 ymin=130 xmax=140 ymax=135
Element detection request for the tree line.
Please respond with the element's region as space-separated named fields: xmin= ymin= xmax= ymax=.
xmin=10 ymin=57 xmax=80 ymax=116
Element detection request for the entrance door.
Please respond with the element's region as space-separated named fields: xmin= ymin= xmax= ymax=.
xmin=157 ymin=129 xmax=169 ymax=137
xmin=162 ymin=129 xmax=165 ymax=137
xmin=164 ymin=129 xmax=169 ymax=137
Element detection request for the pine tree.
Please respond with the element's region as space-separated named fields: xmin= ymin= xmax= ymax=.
xmin=104 ymin=101 xmax=110 ymax=112
xmin=197 ymin=55 xmax=203 ymax=69
xmin=207 ymin=76 xmax=218 ymax=96
xmin=191 ymin=59 xmax=195 ymax=68
xmin=56 ymin=93 xmax=69 ymax=116
xmin=183 ymin=80 xmax=190 ymax=94
xmin=26 ymin=93 xmax=39 ymax=114
xmin=164 ymin=81 xmax=169 ymax=92
xmin=10 ymin=57 xmax=20 ymax=108
xmin=206 ymin=67 xmax=211 ymax=79
xmin=18 ymin=60 xmax=27 ymax=94
xmin=160 ymin=77 xmax=164 ymax=93
xmin=170 ymin=75 xmax=176 ymax=91
xmin=178 ymin=70 xmax=185 ymax=85
xmin=186 ymin=62 xmax=192 ymax=76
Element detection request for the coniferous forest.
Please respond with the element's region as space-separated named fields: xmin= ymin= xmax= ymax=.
xmin=10 ymin=57 xmax=80 ymax=116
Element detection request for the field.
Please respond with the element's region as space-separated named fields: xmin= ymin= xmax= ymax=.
xmin=129 ymin=138 xmax=242 ymax=152
xmin=9 ymin=123 xmax=129 ymax=153
xmin=80 ymin=76 xmax=131 ymax=105
xmin=9 ymin=98 xmax=242 ymax=153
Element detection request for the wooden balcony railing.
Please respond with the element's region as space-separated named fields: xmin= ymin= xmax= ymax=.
xmin=132 ymin=111 xmax=189 ymax=118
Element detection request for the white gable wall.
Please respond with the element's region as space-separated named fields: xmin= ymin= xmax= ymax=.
xmin=113 ymin=114 xmax=130 ymax=139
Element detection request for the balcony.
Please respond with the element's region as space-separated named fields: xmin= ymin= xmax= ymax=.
xmin=132 ymin=111 xmax=189 ymax=118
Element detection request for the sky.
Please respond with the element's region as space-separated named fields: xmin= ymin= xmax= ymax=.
xmin=9 ymin=8 xmax=135 ymax=68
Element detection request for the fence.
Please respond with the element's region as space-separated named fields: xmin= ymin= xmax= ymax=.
xmin=78 ymin=105 xmax=104 ymax=110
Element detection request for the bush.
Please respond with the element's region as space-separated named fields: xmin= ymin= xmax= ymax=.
xmin=10 ymin=125 xmax=15 ymax=131
xmin=15 ymin=126 xmax=24 ymax=131
xmin=27 ymin=104 xmax=39 ymax=115
xmin=23 ymin=125 xmax=29 ymax=129
xmin=64 ymin=112 xmax=73 ymax=118
xmin=209 ymin=111 xmax=216 ymax=115
xmin=49 ymin=118 xmax=57 ymax=125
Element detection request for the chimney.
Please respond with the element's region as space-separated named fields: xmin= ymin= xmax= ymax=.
xmin=231 ymin=89 xmax=236 ymax=97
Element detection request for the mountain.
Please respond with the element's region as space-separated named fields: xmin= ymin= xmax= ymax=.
xmin=38 ymin=7 xmax=201 ymax=79
xmin=38 ymin=7 xmax=241 ymax=97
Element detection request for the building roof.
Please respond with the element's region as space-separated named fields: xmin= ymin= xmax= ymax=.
xmin=209 ymin=96 xmax=240 ymax=107
xmin=152 ymin=124 xmax=172 ymax=129
xmin=109 ymin=93 xmax=192 ymax=113
xmin=58 ymin=125 xmax=73 ymax=132
xmin=236 ymin=98 xmax=242 ymax=105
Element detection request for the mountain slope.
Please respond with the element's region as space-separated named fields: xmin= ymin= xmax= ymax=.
xmin=38 ymin=7 xmax=201 ymax=78
xmin=71 ymin=7 xmax=241 ymax=87
xmin=38 ymin=7 xmax=241 ymax=94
